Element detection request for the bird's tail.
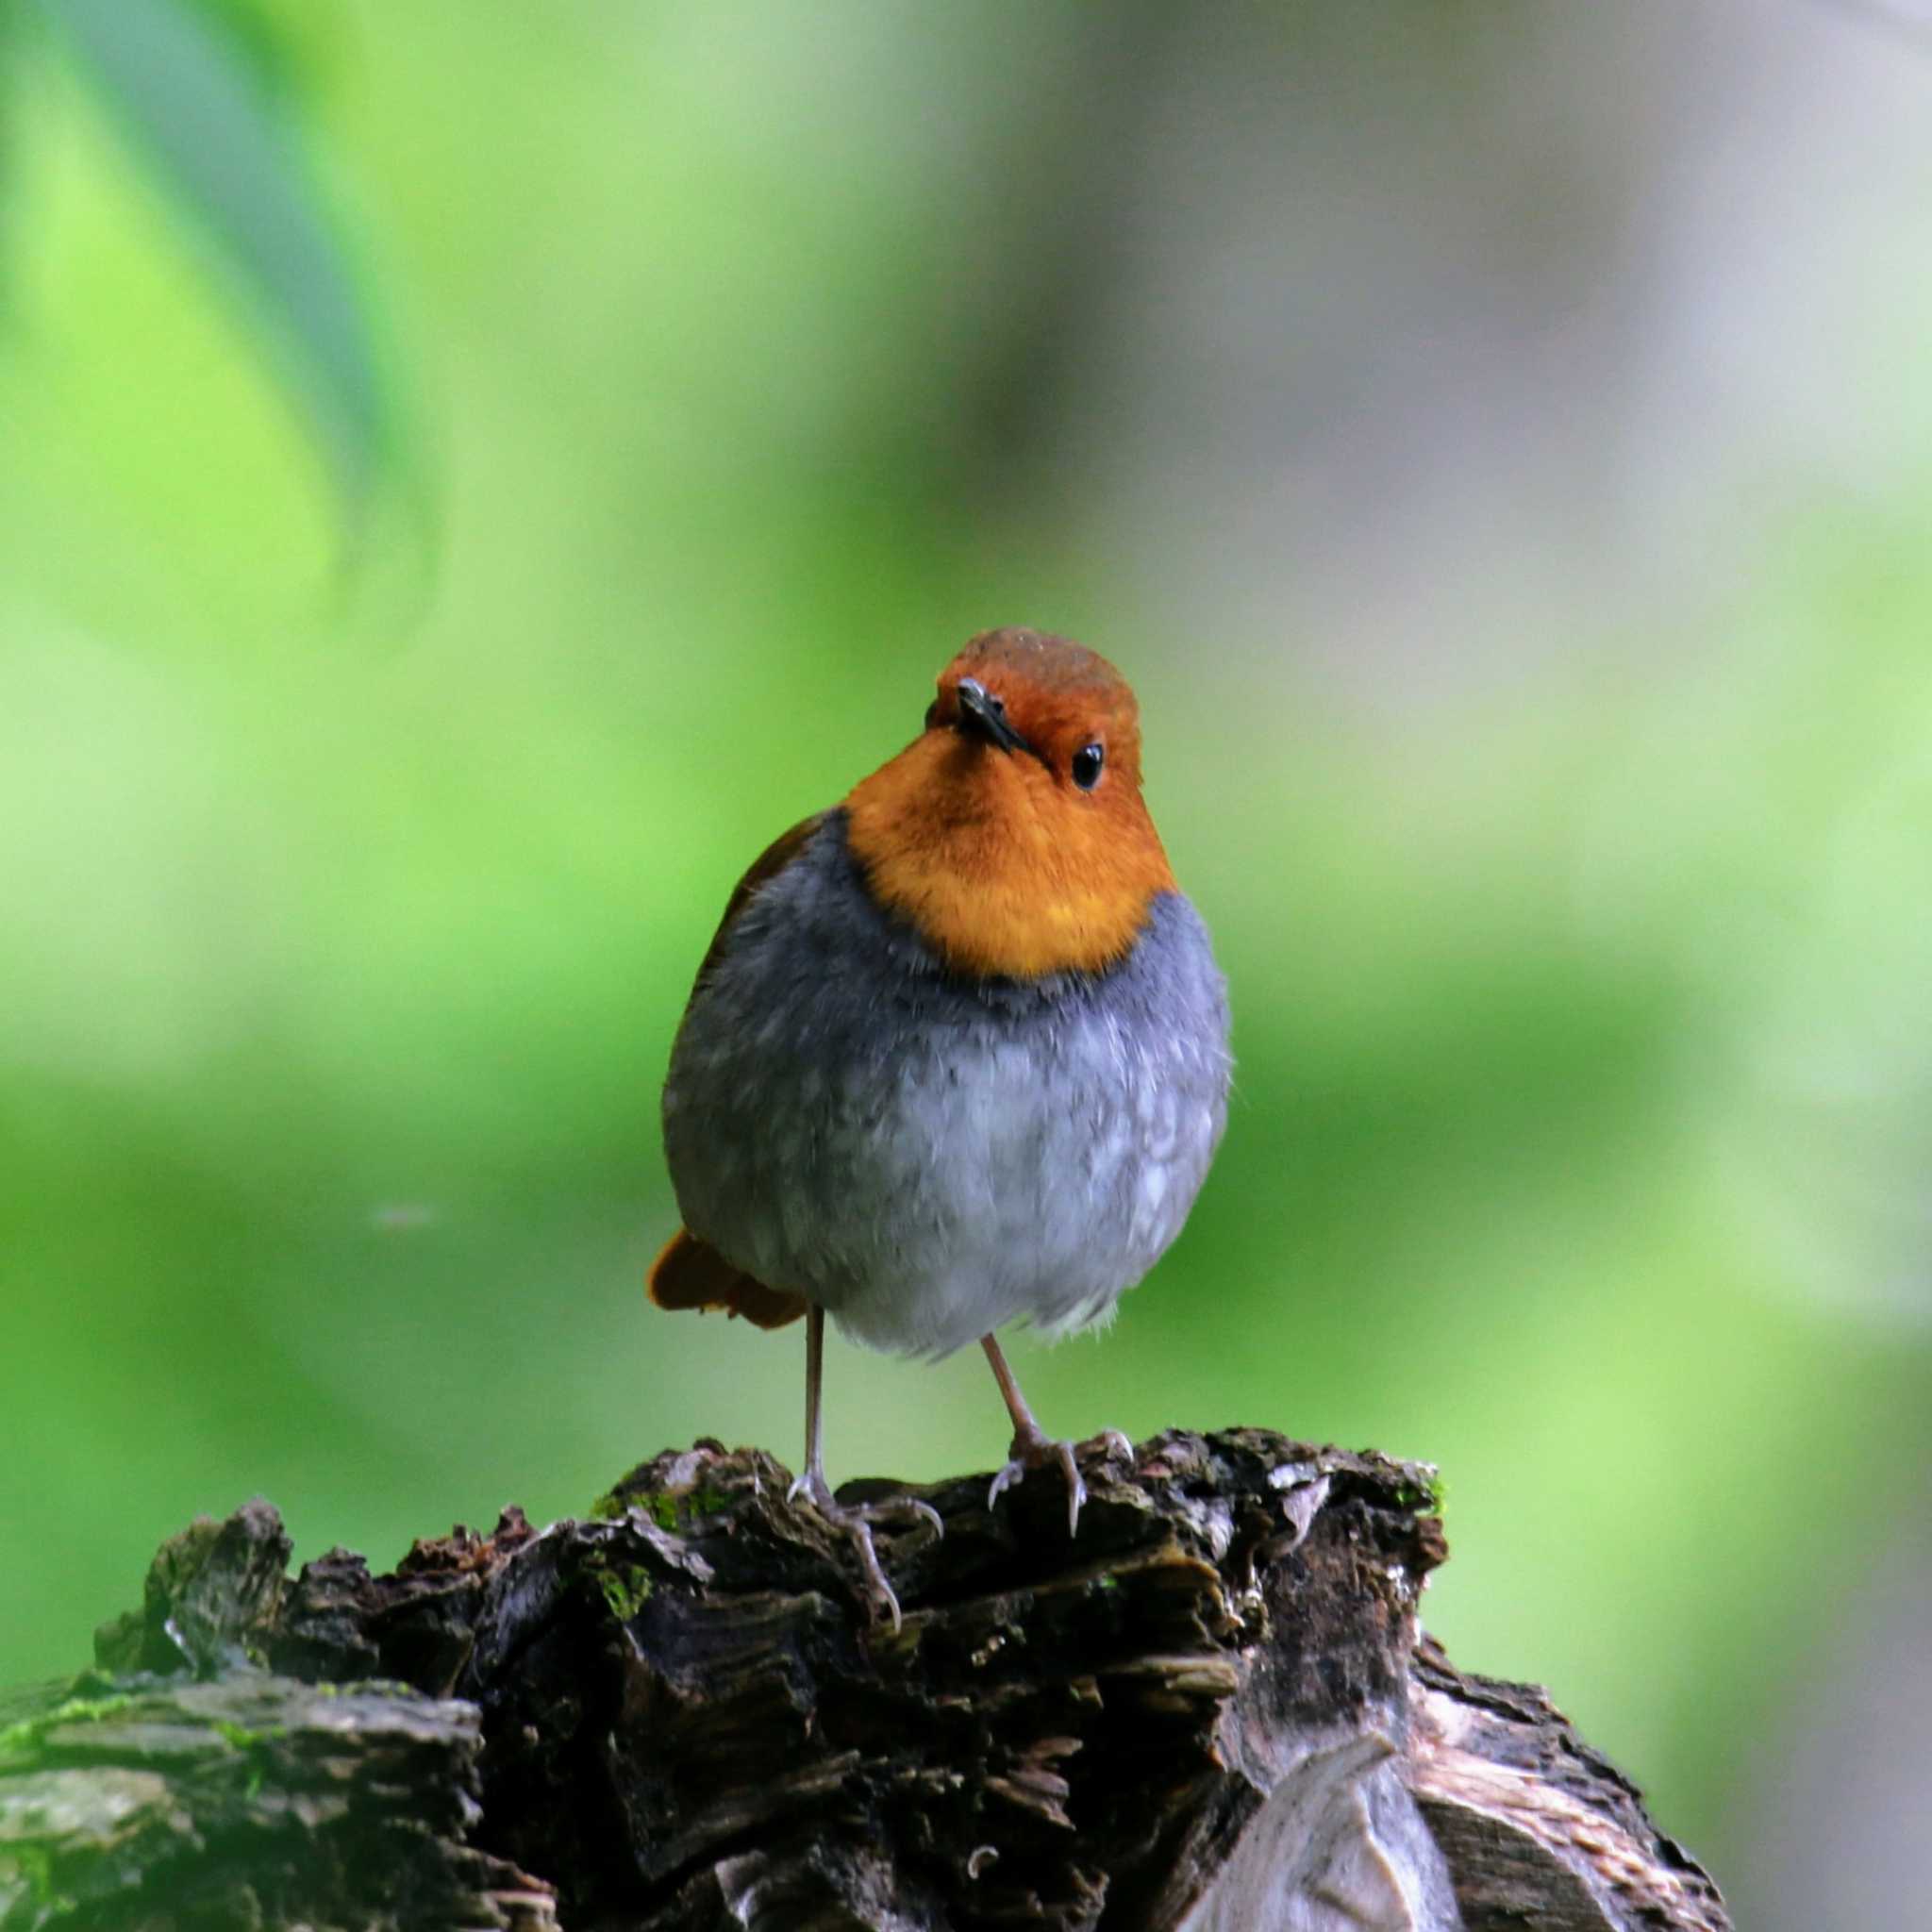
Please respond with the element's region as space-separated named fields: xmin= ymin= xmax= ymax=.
xmin=647 ymin=1228 xmax=808 ymax=1330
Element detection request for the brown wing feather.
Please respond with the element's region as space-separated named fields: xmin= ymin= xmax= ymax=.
xmin=648 ymin=1228 xmax=808 ymax=1329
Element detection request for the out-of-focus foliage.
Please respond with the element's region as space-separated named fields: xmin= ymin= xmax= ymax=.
xmin=2 ymin=7 xmax=1928 ymax=1924
xmin=24 ymin=0 xmax=398 ymax=503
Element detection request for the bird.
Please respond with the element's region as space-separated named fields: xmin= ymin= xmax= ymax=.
xmin=649 ymin=626 xmax=1231 ymax=1624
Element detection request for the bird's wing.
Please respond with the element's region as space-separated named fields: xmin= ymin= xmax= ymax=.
xmin=648 ymin=1228 xmax=808 ymax=1328
xmin=650 ymin=812 xmax=828 ymax=1332
xmin=691 ymin=810 xmax=831 ymax=991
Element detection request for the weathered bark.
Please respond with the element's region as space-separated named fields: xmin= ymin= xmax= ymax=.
xmin=0 ymin=1430 xmax=1729 ymax=1930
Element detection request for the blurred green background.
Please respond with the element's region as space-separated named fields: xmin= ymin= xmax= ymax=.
xmin=4 ymin=3 xmax=1930 ymax=1919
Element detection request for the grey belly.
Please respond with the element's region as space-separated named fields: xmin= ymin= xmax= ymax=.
xmin=660 ymin=823 xmax=1230 ymax=1358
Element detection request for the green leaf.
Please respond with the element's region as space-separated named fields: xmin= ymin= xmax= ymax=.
xmin=32 ymin=0 xmax=397 ymax=503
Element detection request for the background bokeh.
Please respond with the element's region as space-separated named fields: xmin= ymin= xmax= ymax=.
xmin=5 ymin=3 xmax=1931 ymax=1919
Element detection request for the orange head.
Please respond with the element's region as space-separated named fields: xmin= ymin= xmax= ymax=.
xmin=844 ymin=627 xmax=1176 ymax=979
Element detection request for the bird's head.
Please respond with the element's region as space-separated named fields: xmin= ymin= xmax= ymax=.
xmin=845 ymin=627 xmax=1176 ymax=979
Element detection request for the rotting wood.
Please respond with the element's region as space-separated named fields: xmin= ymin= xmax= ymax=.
xmin=0 ymin=1429 xmax=1729 ymax=1930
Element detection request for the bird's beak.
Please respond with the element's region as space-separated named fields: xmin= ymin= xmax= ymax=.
xmin=954 ymin=676 xmax=1032 ymax=756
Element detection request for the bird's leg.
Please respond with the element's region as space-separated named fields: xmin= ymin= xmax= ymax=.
xmin=981 ymin=1333 xmax=1133 ymax=1536
xmin=785 ymin=1304 xmax=941 ymax=1630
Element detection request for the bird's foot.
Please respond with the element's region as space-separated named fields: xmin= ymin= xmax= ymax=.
xmin=785 ymin=1468 xmax=942 ymax=1632
xmin=988 ymin=1426 xmax=1136 ymax=1537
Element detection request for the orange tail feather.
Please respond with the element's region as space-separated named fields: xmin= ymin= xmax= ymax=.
xmin=647 ymin=1228 xmax=808 ymax=1331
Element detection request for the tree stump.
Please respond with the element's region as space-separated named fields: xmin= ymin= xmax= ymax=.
xmin=0 ymin=1429 xmax=1729 ymax=1930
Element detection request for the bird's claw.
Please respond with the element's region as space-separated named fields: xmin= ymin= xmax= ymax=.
xmin=989 ymin=1426 xmax=1133 ymax=1536
xmin=786 ymin=1470 xmax=942 ymax=1631
xmin=989 ymin=1436 xmax=1083 ymax=1533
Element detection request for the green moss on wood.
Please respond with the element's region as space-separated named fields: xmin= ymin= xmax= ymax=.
xmin=0 ymin=1841 xmax=71 ymax=1915
xmin=582 ymin=1551 xmax=655 ymax=1622
xmin=591 ymin=1482 xmax=735 ymax=1531
xmin=1391 ymin=1467 xmax=1447 ymax=1516
xmin=211 ymin=1719 xmax=286 ymax=1753
xmin=0 ymin=1695 xmax=137 ymax=1762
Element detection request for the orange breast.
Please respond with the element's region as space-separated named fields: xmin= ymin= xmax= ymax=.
xmin=844 ymin=731 xmax=1175 ymax=979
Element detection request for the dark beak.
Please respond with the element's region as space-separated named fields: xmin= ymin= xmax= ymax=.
xmin=954 ymin=676 xmax=1032 ymax=756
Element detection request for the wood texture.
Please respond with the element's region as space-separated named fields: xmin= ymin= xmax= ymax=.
xmin=0 ymin=1432 xmax=1729 ymax=1930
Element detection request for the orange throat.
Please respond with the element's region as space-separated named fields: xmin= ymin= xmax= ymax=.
xmin=843 ymin=731 xmax=1175 ymax=979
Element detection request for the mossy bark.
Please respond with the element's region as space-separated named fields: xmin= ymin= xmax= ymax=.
xmin=0 ymin=1431 xmax=1729 ymax=1930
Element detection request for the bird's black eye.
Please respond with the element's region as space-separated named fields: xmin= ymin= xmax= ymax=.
xmin=1072 ymin=742 xmax=1105 ymax=791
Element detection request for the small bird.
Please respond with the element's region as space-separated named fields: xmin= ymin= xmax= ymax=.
xmin=650 ymin=627 xmax=1231 ymax=1622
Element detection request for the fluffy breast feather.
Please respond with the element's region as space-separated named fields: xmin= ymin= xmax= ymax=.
xmin=659 ymin=812 xmax=1230 ymax=1357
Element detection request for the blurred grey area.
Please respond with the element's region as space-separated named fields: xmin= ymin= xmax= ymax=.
xmin=991 ymin=1 xmax=1932 ymax=689
xmin=1733 ymin=1510 xmax=1932 ymax=1929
